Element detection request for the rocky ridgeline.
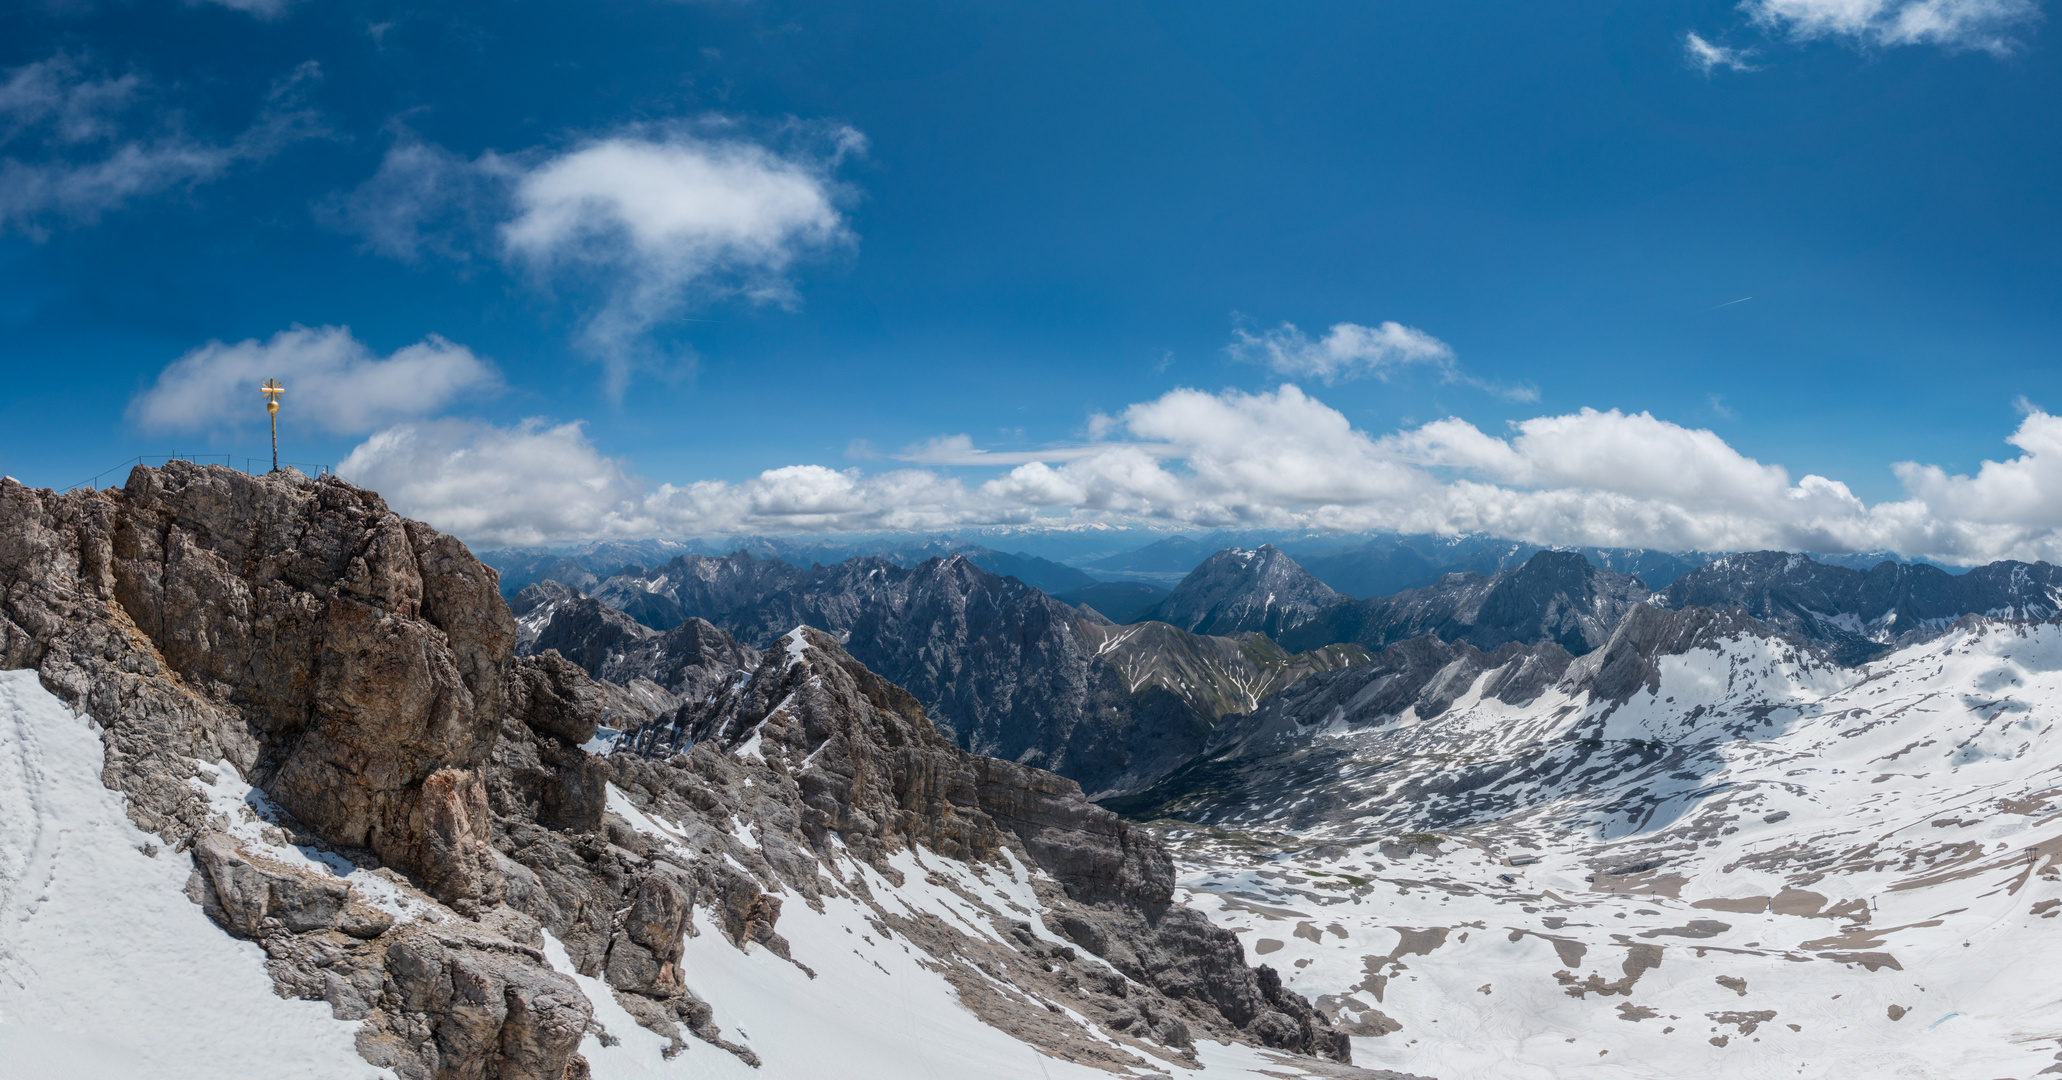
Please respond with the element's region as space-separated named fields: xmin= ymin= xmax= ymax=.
xmin=512 ymin=552 xmax=1369 ymax=798
xmin=0 ymin=463 xmax=1361 ymax=1080
xmin=1174 ymin=544 xmax=2062 ymax=667
xmin=511 ymin=579 xmax=755 ymax=721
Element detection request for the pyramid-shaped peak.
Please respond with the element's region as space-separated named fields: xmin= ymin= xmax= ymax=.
xmin=1156 ymin=545 xmax=1339 ymax=638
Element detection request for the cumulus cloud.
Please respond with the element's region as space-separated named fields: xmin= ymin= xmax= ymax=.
xmin=1685 ymin=32 xmax=1761 ymax=72
xmin=895 ymin=433 xmax=1178 ymax=466
xmin=335 ymin=420 xmax=997 ymax=546
xmin=502 ymin=125 xmax=861 ymax=392
xmin=334 ymin=121 xmax=862 ymax=395
xmin=130 ymin=325 xmax=500 ymax=435
xmin=1742 ymin=0 xmax=2041 ymax=53
xmin=336 ymin=385 xmax=2062 ymax=566
xmin=337 ymin=420 xmax=643 ymax=546
xmin=0 ymin=55 xmax=324 ymax=237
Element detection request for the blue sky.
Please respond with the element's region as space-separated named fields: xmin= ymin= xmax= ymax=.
xmin=3 ymin=0 xmax=2060 ymax=560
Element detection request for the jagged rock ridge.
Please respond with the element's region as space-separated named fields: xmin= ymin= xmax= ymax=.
xmin=1656 ymin=549 xmax=2062 ymax=664
xmin=526 ymin=551 xmax=1367 ymax=798
xmin=1277 ymin=549 xmax=1654 ymax=657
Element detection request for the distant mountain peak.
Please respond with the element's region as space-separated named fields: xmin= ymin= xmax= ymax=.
xmin=1152 ymin=545 xmax=1340 ymax=638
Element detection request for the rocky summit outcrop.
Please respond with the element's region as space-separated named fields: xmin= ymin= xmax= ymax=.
xmin=0 ymin=463 xmax=518 ymax=909
xmin=0 ymin=463 xmax=594 ymax=1079
xmin=1151 ymin=544 xmax=1342 ymax=638
xmin=0 ymin=462 xmax=1363 ymax=1079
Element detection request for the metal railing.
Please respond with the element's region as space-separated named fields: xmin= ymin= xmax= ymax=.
xmin=64 ymin=454 xmax=333 ymax=493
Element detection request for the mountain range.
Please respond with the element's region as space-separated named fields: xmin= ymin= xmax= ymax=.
xmin=1183 ymin=544 xmax=2062 ymax=667
xmin=507 ymin=550 xmax=1369 ymax=799
xmin=501 ymin=537 xmax=2062 ymax=807
xmin=16 ymin=465 xmax=2062 ymax=1078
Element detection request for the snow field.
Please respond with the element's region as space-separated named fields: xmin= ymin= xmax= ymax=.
xmin=0 ymin=669 xmax=387 ymax=1080
xmin=1176 ymin=622 xmax=2062 ymax=1079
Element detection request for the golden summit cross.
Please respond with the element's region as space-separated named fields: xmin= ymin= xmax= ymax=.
xmin=261 ymin=378 xmax=284 ymax=472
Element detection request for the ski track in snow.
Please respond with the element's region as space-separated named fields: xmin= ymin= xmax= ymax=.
xmin=0 ymin=669 xmax=387 ymax=1080
xmin=1171 ymin=621 xmax=2062 ymax=1079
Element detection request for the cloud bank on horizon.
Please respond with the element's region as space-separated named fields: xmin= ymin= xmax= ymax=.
xmin=327 ymin=384 xmax=2062 ymax=567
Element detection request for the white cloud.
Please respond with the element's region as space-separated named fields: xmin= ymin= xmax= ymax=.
xmin=130 ymin=325 xmax=500 ymax=435
xmin=1685 ymin=32 xmax=1761 ymax=72
xmin=502 ymin=126 xmax=861 ymax=394
xmin=337 ymin=420 xmax=642 ymax=547
xmin=334 ymin=386 xmax=2062 ymax=567
xmin=0 ymin=56 xmax=142 ymax=144
xmin=334 ymin=122 xmax=862 ymax=395
xmin=0 ymin=55 xmax=324 ymax=237
xmin=335 ymin=421 xmax=997 ymax=546
xmin=1742 ymin=0 xmax=2041 ymax=53
xmin=1225 ymin=318 xmax=1536 ymax=401
xmin=1229 ymin=320 xmax=1455 ymax=384
xmin=895 ymin=433 xmax=1179 ymax=466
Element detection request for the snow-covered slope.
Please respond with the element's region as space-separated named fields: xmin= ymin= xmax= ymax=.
xmin=564 ymin=795 xmax=1384 ymax=1080
xmin=1161 ymin=618 xmax=2062 ymax=1078
xmin=0 ymin=670 xmax=379 ymax=1080
xmin=0 ymin=664 xmax=1386 ymax=1080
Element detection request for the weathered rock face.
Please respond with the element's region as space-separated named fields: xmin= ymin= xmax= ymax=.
xmin=2 ymin=463 xmax=514 ymax=907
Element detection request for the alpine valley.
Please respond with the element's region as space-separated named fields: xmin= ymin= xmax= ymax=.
xmin=9 ymin=465 xmax=2062 ymax=1080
